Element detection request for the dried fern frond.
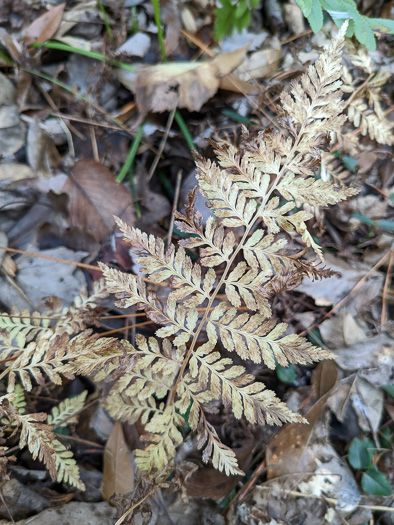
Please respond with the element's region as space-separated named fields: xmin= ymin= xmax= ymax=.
xmin=0 ymin=25 xmax=359 ymax=484
xmin=91 ymin=24 xmax=359 ymax=478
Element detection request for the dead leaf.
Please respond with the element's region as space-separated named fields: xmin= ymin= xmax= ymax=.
xmin=135 ymin=46 xmax=249 ymax=115
xmin=0 ymin=245 xmax=87 ymax=311
xmin=0 ymin=163 xmax=36 ymax=185
xmin=102 ymin=421 xmax=134 ymax=501
xmin=328 ymin=375 xmax=385 ymax=433
xmin=24 ymin=3 xmax=66 ymax=46
xmin=27 ymin=120 xmax=61 ymax=177
xmin=161 ymin=0 xmax=181 ymax=56
xmin=266 ymin=361 xmax=338 ymax=479
xmin=63 ymin=160 xmax=135 ymax=242
xmin=237 ymin=43 xmax=282 ymax=81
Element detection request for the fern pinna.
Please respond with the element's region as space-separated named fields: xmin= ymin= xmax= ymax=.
xmin=0 ymin=24 xmax=358 ymax=482
xmin=92 ymin=23 xmax=358 ymax=476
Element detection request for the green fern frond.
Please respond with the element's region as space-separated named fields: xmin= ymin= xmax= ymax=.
xmin=48 ymin=391 xmax=88 ymax=427
xmin=54 ymin=439 xmax=85 ymax=490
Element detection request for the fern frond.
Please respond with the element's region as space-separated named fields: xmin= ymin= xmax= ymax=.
xmin=348 ymin=100 xmax=393 ymax=145
xmin=188 ymin=342 xmax=304 ymax=425
xmin=195 ymin=155 xmax=257 ymax=227
xmin=134 ymin=407 xmax=184 ymax=473
xmin=5 ymin=337 xmax=69 ymax=393
xmin=261 ymin=197 xmax=323 ymax=259
xmin=114 ymin=217 xmax=208 ymax=305
xmin=61 ymin=334 xmax=128 ymax=378
xmin=0 ymin=310 xmax=51 ymax=348
xmin=224 ymin=262 xmax=271 ymax=315
xmin=277 ymin=173 xmax=359 ymax=206
xmin=213 ymin=142 xmax=275 ymax=200
xmin=15 ymin=412 xmax=57 ymax=481
xmin=53 ymin=439 xmax=85 ymax=490
xmin=198 ymin=418 xmax=243 ymax=476
xmin=281 ymin=22 xmax=348 ymax=140
xmin=207 ymin=301 xmax=333 ymax=367
xmin=111 ymin=336 xmax=184 ymax=399
xmin=47 ymin=391 xmax=88 ymax=427
xmin=104 ymin=394 xmax=163 ymax=425
xmin=98 ymin=264 xmax=194 ymax=344
xmin=176 ymin=384 xmax=243 ymax=476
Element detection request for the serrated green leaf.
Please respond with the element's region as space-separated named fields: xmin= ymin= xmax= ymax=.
xmin=348 ymin=437 xmax=373 ymax=470
xmin=361 ymin=467 xmax=392 ymax=496
xmin=295 ymin=0 xmax=314 ymax=17
xmin=306 ymin=0 xmax=324 ymax=33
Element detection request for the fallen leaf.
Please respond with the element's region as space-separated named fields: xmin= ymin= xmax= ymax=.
xmin=135 ymin=46 xmax=249 ymax=115
xmin=63 ymin=160 xmax=135 ymax=242
xmin=0 ymin=163 xmax=37 ymax=185
xmin=266 ymin=361 xmax=338 ymax=479
xmin=0 ymin=245 xmax=87 ymax=311
xmin=236 ymin=43 xmax=282 ymax=81
xmin=24 ymin=3 xmax=66 ymax=45
xmin=102 ymin=421 xmax=134 ymax=501
xmin=328 ymin=375 xmax=384 ymax=433
xmin=161 ymin=0 xmax=181 ymax=56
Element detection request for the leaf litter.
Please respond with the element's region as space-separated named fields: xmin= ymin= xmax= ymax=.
xmin=0 ymin=1 xmax=392 ymax=524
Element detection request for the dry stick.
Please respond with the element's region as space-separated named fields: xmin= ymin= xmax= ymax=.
xmin=99 ymin=320 xmax=153 ymax=337
xmin=58 ymin=434 xmax=104 ymax=449
xmin=147 ymin=108 xmax=176 ymax=181
xmin=115 ymin=488 xmax=157 ymax=525
xmin=299 ymin=250 xmax=391 ymax=337
xmin=89 ymin=123 xmax=100 ymax=163
xmin=236 ymin=459 xmax=266 ymax=504
xmin=381 ymin=249 xmax=393 ymax=329
xmin=0 ymin=246 xmax=167 ymax=287
xmin=167 ymin=170 xmax=183 ymax=248
xmin=35 ymin=80 xmax=85 ymax=140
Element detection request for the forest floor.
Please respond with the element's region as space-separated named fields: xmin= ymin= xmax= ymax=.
xmin=0 ymin=1 xmax=392 ymax=524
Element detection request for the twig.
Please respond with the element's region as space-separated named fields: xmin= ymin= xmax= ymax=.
xmin=114 ymin=488 xmax=157 ymax=525
xmin=381 ymin=250 xmax=393 ymax=330
xmin=0 ymin=246 xmax=167 ymax=287
xmin=147 ymin=108 xmax=176 ymax=181
xmin=300 ymin=250 xmax=391 ymax=337
xmin=99 ymin=320 xmax=153 ymax=337
xmin=167 ymin=170 xmax=183 ymax=248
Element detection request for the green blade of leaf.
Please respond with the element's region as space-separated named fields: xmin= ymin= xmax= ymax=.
xmin=361 ymin=467 xmax=392 ymax=496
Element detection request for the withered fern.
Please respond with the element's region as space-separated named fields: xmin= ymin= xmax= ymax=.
xmin=0 ymin=24 xmax=360 ymax=482
xmin=89 ymin=23 xmax=357 ymax=476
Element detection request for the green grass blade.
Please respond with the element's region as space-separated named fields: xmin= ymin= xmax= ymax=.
xmin=116 ymin=123 xmax=144 ymax=183
xmin=32 ymin=41 xmax=135 ymax=72
xmin=97 ymin=0 xmax=113 ymax=40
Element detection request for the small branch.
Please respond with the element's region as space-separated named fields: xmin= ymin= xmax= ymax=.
xmin=167 ymin=170 xmax=183 ymax=248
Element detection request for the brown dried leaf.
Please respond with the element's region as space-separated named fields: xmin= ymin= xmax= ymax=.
xmin=102 ymin=421 xmax=135 ymax=501
xmin=135 ymin=46 xmax=249 ymax=116
xmin=24 ymin=3 xmax=66 ymax=45
xmin=266 ymin=361 xmax=338 ymax=479
xmin=63 ymin=160 xmax=135 ymax=242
